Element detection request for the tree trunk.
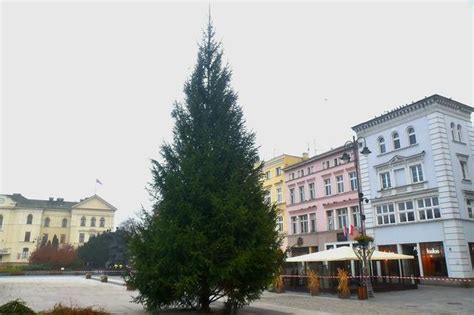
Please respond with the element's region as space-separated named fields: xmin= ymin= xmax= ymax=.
xmin=200 ymin=281 xmax=211 ymax=312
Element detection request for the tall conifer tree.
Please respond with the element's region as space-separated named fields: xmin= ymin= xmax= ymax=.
xmin=129 ymin=19 xmax=281 ymax=313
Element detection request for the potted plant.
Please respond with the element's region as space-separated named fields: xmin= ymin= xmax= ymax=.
xmin=273 ymin=274 xmax=285 ymax=293
xmin=357 ymin=285 xmax=368 ymax=300
xmin=336 ymin=268 xmax=350 ymax=299
xmin=100 ymin=275 xmax=108 ymax=283
xmin=85 ymin=272 xmax=92 ymax=279
xmin=307 ymin=271 xmax=320 ymax=296
xmin=354 ymin=234 xmax=374 ymax=247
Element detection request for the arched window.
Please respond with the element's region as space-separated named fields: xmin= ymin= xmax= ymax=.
xmin=26 ymin=214 xmax=33 ymax=225
xmin=378 ymin=137 xmax=386 ymax=154
xmin=62 ymin=218 xmax=68 ymax=228
xmin=392 ymin=132 xmax=400 ymax=150
xmin=44 ymin=217 xmax=50 ymax=227
xmin=0 ymin=215 xmax=3 ymax=229
xmin=100 ymin=217 xmax=105 ymax=228
xmin=91 ymin=217 xmax=96 ymax=227
xmin=80 ymin=216 xmax=86 ymax=227
xmin=457 ymin=124 xmax=463 ymax=142
xmin=407 ymin=127 xmax=417 ymax=145
xmin=450 ymin=122 xmax=456 ymax=141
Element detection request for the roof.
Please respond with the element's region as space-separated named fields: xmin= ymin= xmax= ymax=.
xmin=352 ymin=94 xmax=474 ymax=133
xmin=284 ymin=145 xmax=348 ymax=171
xmin=5 ymin=193 xmax=116 ymax=211
xmin=8 ymin=194 xmax=77 ymax=209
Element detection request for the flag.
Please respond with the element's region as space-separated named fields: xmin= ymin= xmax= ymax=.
xmin=96 ymin=179 xmax=103 ymax=185
xmin=349 ymin=224 xmax=355 ymax=235
xmin=343 ymin=225 xmax=348 ymax=237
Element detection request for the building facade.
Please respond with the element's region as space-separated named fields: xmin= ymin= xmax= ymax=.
xmin=284 ymin=146 xmax=361 ymax=257
xmin=0 ymin=194 xmax=116 ymax=264
xmin=261 ymin=154 xmax=303 ymax=250
xmin=353 ymin=94 xmax=474 ymax=278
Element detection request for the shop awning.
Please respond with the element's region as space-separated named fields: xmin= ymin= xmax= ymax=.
xmin=286 ymin=246 xmax=414 ymax=262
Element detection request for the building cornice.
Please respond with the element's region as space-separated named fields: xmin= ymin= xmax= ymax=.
xmin=352 ymin=94 xmax=473 ymax=133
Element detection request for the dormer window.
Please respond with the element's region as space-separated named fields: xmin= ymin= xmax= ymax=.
xmin=407 ymin=127 xmax=416 ymax=145
xmin=392 ymin=132 xmax=400 ymax=150
xmin=378 ymin=137 xmax=386 ymax=154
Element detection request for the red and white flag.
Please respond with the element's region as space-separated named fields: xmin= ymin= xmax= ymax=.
xmin=349 ymin=224 xmax=355 ymax=235
xmin=343 ymin=225 xmax=348 ymax=237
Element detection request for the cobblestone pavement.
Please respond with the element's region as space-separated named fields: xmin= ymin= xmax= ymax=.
xmin=0 ymin=276 xmax=472 ymax=314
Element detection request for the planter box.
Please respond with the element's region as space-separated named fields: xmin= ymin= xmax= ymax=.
xmin=357 ymin=287 xmax=368 ymax=300
xmin=100 ymin=275 xmax=108 ymax=283
xmin=85 ymin=273 xmax=92 ymax=279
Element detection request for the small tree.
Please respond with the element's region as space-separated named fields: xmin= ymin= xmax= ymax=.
xmin=51 ymin=235 xmax=59 ymax=249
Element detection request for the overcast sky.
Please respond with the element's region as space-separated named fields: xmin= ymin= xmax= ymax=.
xmin=1 ymin=1 xmax=473 ymax=226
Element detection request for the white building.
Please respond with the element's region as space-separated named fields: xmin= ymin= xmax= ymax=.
xmin=353 ymin=94 xmax=474 ymax=279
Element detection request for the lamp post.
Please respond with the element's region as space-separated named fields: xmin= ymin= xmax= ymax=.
xmin=340 ymin=136 xmax=374 ymax=298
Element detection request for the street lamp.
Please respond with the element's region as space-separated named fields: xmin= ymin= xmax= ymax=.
xmin=340 ymin=136 xmax=374 ymax=298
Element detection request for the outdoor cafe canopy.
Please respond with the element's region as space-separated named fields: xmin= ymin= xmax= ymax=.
xmin=286 ymin=246 xmax=414 ymax=263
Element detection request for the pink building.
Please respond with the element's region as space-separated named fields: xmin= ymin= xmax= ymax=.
xmin=284 ymin=146 xmax=361 ymax=256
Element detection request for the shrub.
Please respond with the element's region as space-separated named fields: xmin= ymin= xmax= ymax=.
xmin=41 ymin=303 xmax=109 ymax=315
xmin=0 ymin=299 xmax=35 ymax=314
xmin=29 ymin=244 xmax=79 ymax=269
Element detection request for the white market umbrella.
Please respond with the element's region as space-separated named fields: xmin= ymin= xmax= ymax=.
xmin=286 ymin=246 xmax=414 ymax=263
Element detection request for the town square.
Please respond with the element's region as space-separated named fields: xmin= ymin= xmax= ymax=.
xmin=1 ymin=1 xmax=473 ymax=314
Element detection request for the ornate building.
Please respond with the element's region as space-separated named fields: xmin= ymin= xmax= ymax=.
xmin=0 ymin=194 xmax=116 ymax=264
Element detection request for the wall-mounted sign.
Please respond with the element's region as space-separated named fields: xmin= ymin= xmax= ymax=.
xmin=426 ymin=248 xmax=440 ymax=255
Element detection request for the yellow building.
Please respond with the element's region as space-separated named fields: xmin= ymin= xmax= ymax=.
xmin=261 ymin=154 xmax=304 ymax=250
xmin=0 ymin=194 xmax=116 ymax=264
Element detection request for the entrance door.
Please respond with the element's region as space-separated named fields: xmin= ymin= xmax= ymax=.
xmin=401 ymin=243 xmax=420 ymax=283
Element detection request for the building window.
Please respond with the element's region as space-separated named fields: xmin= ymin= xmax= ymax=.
xmin=299 ymin=214 xmax=308 ymax=233
xmin=457 ymin=124 xmax=463 ymax=142
xmin=62 ymin=218 xmax=67 ymax=228
xmin=380 ymin=172 xmax=391 ymax=189
xmin=309 ymin=183 xmax=315 ymax=200
xmin=467 ymin=200 xmax=473 ymax=219
xmin=0 ymin=215 xmax=3 ymax=230
xmin=44 ymin=217 xmax=50 ymax=227
xmin=407 ymin=127 xmax=417 ymax=145
xmin=310 ymin=213 xmax=316 ymax=232
xmin=60 ymin=234 xmax=66 ymax=244
xmin=410 ymin=164 xmax=424 ymax=183
xmin=351 ymin=206 xmax=360 ymax=228
xmin=264 ymin=191 xmax=271 ymax=204
xmin=307 ymin=167 xmax=311 ymax=175
xmin=299 ymin=186 xmax=305 ymax=202
xmin=336 ymin=175 xmax=344 ymax=193
xmin=100 ymin=217 xmax=105 ymax=227
xmin=21 ymin=248 xmax=29 ymax=259
xmin=336 ymin=208 xmax=348 ymax=229
xmin=378 ymin=137 xmax=386 ymax=154
xmin=91 ymin=217 xmax=96 ymax=227
xmin=349 ymin=172 xmax=358 ymax=191
xmin=265 ymin=171 xmax=271 ymax=180
xmin=26 ymin=214 xmax=33 ymax=225
xmin=450 ymin=122 xmax=456 ymax=141
xmin=290 ymin=188 xmax=295 ymax=204
xmin=24 ymin=231 xmax=31 ymax=242
xmin=376 ymin=204 xmax=396 ymax=225
xmin=79 ymin=233 xmax=85 ymax=243
xmin=80 ymin=216 xmax=86 ymax=227
xmin=398 ymin=201 xmax=415 ymax=223
xmin=392 ymin=132 xmax=400 ymax=150
xmin=419 ymin=242 xmax=448 ymax=277
xmin=460 ymin=160 xmax=469 ymax=180
xmin=324 ymin=179 xmax=332 ymax=196
xmin=291 ymin=216 xmax=297 ymax=234
xmin=327 ymin=210 xmax=334 ymax=230
xmin=417 ymin=197 xmax=441 ymax=220
xmin=334 ymin=158 xmax=339 ymax=167
xmin=276 ymin=216 xmax=283 ymax=232
xmin=276 ymin=167 xmax=282 ymax=176
xmin=276 ymin=187 xmax=282 ymax=203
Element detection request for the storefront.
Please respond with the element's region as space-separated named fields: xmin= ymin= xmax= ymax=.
xmin=419 ymin=242 xmax=448 ymax=277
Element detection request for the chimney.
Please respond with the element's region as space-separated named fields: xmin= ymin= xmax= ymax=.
xmin=57 ymin=198 xmax=64 ymax=202
xmin=302 ymin=152 xmax=309 ymax=160
xmin=49 ymin=197 xmax=54 ymax=202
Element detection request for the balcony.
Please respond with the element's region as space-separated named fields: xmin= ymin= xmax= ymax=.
xmin=0 ymin=248 xmax=10 ymax=255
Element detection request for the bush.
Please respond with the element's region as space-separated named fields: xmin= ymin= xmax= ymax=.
xmin=0 ymin=299 xmax=35 ymax=314
xmin=30 ymin=244 xmax=79 ymax=269
xmin=41 ymin=303 xmax=109 ymax=315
